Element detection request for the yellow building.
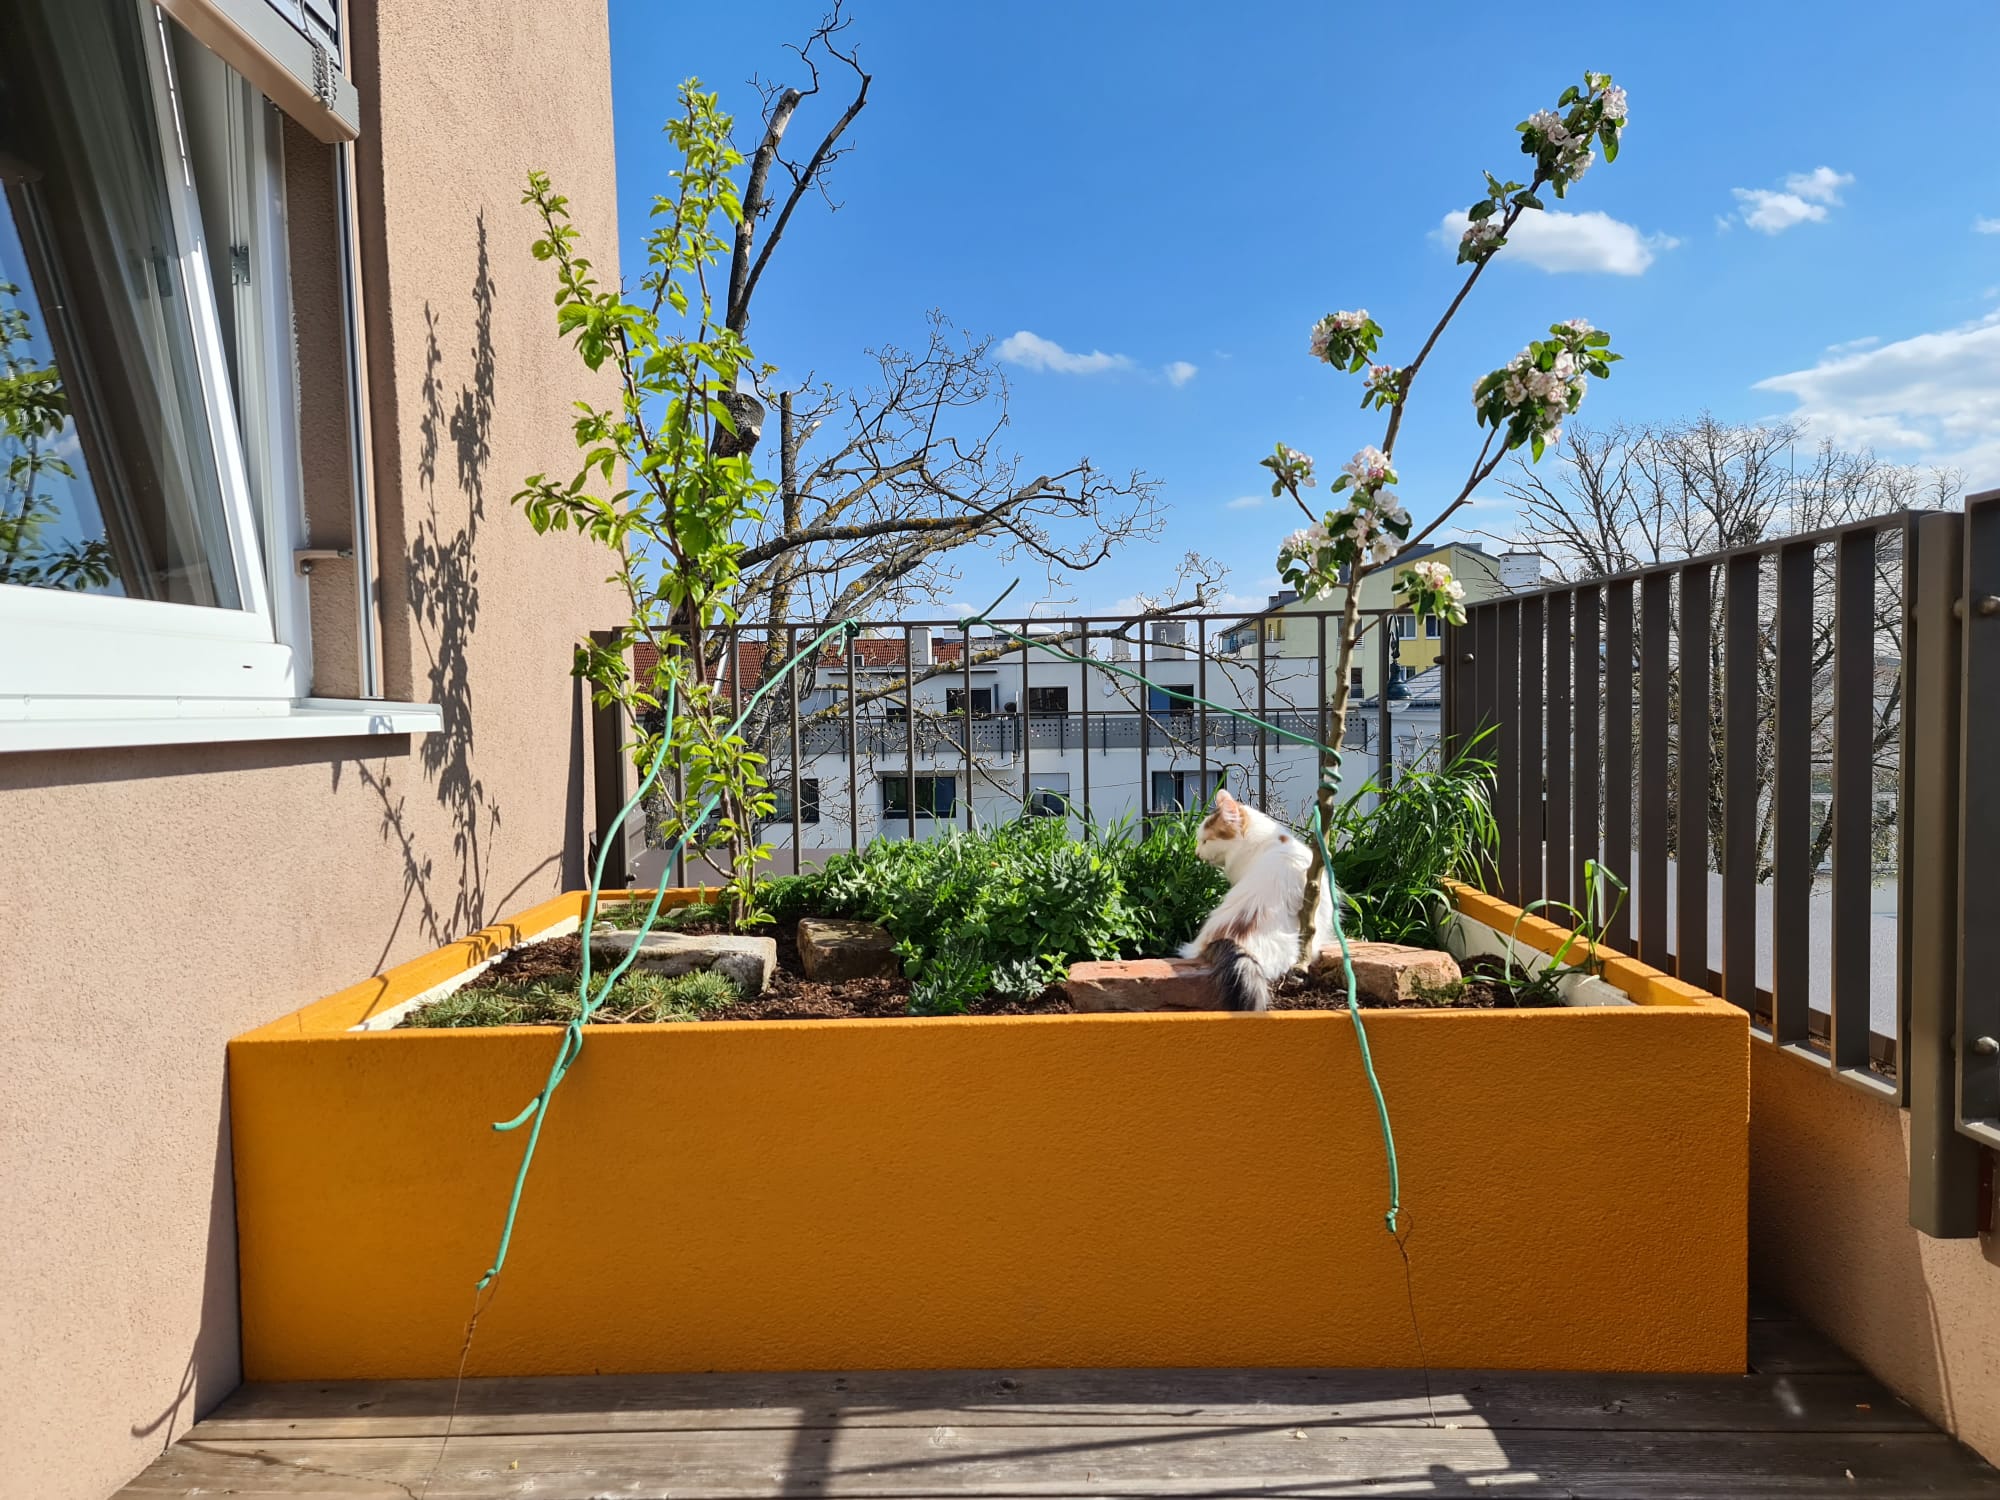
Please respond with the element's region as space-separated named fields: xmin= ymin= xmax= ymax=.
xmin=1219 ymin=542 xmax=1535 ymax=701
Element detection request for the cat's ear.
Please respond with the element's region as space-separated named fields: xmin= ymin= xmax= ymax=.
xmin=1211 ymin=789 xmax=1244 ymax=830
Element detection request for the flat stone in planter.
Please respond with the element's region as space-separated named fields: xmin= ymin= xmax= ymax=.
xmin=796 ymin=918 xmax=899 ymax=982
xmin=1309 ymin=941 xmax=1461 ymax=1005
xmin=229 ymin=883 xmax=1747 ymax=1382
xmin=593 ymin=929 xmax=776 ymax=994
xmin=1066 ymin=957 xmax=1216 ymax=1011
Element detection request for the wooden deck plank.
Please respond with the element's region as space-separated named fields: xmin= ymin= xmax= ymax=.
xmin=118 ymin=1424 xmax=2000 ymax=1498
xmin=200 ymin=1366 xmax=1929 ymax=1440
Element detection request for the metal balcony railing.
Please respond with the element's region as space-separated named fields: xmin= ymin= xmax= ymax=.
xmin=1444 ymin=490 xmax=2000 ymax=1237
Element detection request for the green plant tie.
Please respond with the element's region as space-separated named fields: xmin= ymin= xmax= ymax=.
xmin=957 ymin=583 xmax=1403 ymax=1236
xmin=477 ymin=618 xmax=861 ymax=1290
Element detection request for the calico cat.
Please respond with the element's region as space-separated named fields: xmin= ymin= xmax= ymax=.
xmin=1181 ymin=789 xmax=1332 ymax=1011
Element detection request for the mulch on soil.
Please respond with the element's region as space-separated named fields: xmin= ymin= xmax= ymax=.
xmin=457 ymin=925 xmax=1073 ymax=1023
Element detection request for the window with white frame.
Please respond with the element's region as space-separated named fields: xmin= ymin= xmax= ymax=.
xmin=1425 ymin=614 xmax=1441 ymax=638
xmin=0 ymin=0 xmax=428 ymax=750
xmin=1026 ymin=771 xmax=1069 ymax=818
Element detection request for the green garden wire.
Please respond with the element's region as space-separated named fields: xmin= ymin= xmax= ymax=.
xmin=955 ymin=582 xmax=1404 ymax=1238
xmin=476 ymin=618 xmax=860 ymax=1291
xmin=474 ymin=590 xmax=1407 ymax=1302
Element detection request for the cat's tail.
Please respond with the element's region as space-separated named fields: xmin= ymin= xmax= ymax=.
xmin=1206 ymin=937 xmax=1271 ymax=1012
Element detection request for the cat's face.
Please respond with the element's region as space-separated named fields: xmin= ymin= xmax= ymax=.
xmin=1196 ymin=789 xmax=1247 ymax=866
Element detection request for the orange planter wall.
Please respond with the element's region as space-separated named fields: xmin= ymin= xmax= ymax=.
xmin=230 ymin=886 xmax=1748 ymax=1379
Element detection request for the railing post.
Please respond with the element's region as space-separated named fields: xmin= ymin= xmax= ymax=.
xmin=1906 ymin=511 xmax=1981 ymax=1235
xmin=588 ymin=628 xmax=639 ymax=886
xmin=1958 ymin=490 xmax=2000 ymax=1150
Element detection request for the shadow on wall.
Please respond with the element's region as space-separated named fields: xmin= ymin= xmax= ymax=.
xmin=346 ymin=210 xmax=562 ymax=972
xmin=127 ymin=1083 xmax=238 ymax=1455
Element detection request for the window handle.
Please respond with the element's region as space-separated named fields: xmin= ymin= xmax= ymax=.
xmin=294 ymin=547 xmax=353 ymax=575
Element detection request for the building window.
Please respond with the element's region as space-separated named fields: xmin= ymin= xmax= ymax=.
xmin=1027 ymin=771 xmax=1069 ymax=818
xmin=1150 ymin=769 xmax=1216 ymax=814
xmin=1391 ymin=613 xmax=1418 ymax=639
xmin=945 ymin=686 xmax=993 ymax=715
xmin=1350 ymin=667 xmax=1365 ymax=691
xmin=1262 ymin=617 xmax=1285 ymax=643
xmin=1026 ymin=685 xmax=1069 ymax=715
xmin=767 ymin=779 xmax=821 ymax=825
xmin=882 ymin=774 xmax=956 ymax=820
xmin=1425 ymin=614 xmax=1442 ymax=638
xmin=1146 ymin=683 xmax=1193 ymax=714
xmin=0 ymin=0 xmax=426 ymax=750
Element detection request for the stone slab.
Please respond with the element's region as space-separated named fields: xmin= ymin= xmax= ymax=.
xmin=797 ymin=918 xmax=900 ymax=982
xmin=592 ymin=930 xmax=777 ymax=995
xmin=1065 ymin=957 xmax=1221 ymax=1012
xmin=1310 ymin=940 xmax=1461 ymax=1005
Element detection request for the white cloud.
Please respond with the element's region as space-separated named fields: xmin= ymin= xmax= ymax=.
xmin=1433 ymin=208 xmax=1677 ymax=276
xmin=1785 ymin=166 xmax=1853 ymax=203
xmin=1754 ymin=309 xmax=2000 ymax=479
xmin=1824 ymin=335 xmax=1880 ymax=355
xmin=1163 ymin=359 xmax=1198 ymax=387
xmin=1730 ymin=166 xmax=1852 ymax=234
xmin=995 ymin=330 xmax=1133 ymax=376
xmin=1976 ymin=216 xmax=2000 ymax=235
xmin=1225 ymin=495 xmax=1264 ymax=510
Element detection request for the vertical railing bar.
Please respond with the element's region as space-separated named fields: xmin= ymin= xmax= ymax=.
xmin=1376 ymin=616 xmax=1392 ymax=790
xmin=1905 ymin=511 xmax=1980 ymax=1232
xmin=1019 ymin=626 xmax=1032 ymax=819
xmin=1638 ymin=572 xmax=1671 ymax=969
xmin=1519 ymin=592 xmax=1545 ymax=906
xmin=1722 ymin=555 xmax=1760 ymax=1013
xmin=1257 ymin=614 xmax=1270 ymax=808
xmin=845 ymin=625 xmax=859 ymax=854
xmin=1197 ymin=615 xmax=1210 ymax=810
xmin=904 ymin=624 xmax=919 ymax=840
xmin=1317 ymin=610 xmax=1330 ymax=774
xmin=788 ymin=626 xmax=803 ymax=876
xmin=1772 ymin=543 xmax=1813 ymax=1048
xmin=1957 ymin=491 xmax=2000 ymax=1146
xmin=1678 ymin=563 xmax=1713 ymax=985
xmin=1474 ymin=602 xmax=1498 ymax=887
xmin=1546 ymin=590 xmax=1572 ymax=911
xmin=1496 ymin=601 xmax=1520 ymax=905
xmin=1604 ymin=581 xmax=1633 ymax=953
xmin=1895 ymin=524 xmax=1915 ymax=1103
xmin=1080 ymin=618 xmax=1092 ymax=829
xmin=1574 ymin=587 xmax=1601 ymax=910
xmin=1138 ymin=620 xmax=1150 ymax=829
xmin=961 ymin=624 xmax=975 ymax=832
xmin=1830 ymin=528 xmax=1875 ymax=1077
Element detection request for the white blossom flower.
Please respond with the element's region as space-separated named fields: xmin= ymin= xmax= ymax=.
xmin=1546 ymin=426 xmax=1564 ymax=447
xmin=1528 ymin=109 xmax=1564 ymax=138
xmin=1381 ymin=495 xmax=1410 ymax=528
xmin=1501 ymin=373 xmax=1527 ymax=407
xmin=1370 ymin=536 xmax=1396 ymax=566
xmin=1343 ymin=446 xmax=1394 ymax=489
xmin=1562 ymin=318 xmax=1596 ymax=337
xmin=1274 ymin=443 xmax=1316 ymax=486
xmin=1308 ymin=309 xmax=1371 ymax=362
xmin=1599 ymin=85 xmax=1628 ymax=123
xmin=1460 ymin=219 xmax=1503 ymax=257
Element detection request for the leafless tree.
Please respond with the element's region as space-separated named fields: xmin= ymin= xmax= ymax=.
xmin=1489 ymin=415 xmax=1962 ymax=884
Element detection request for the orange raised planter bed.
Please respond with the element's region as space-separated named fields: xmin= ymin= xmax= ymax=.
xmin=228 ymin=882 xmax=1748 ymax=1381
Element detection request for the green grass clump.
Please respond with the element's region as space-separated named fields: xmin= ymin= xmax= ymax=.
xmin=399 ymin=967 xmax=739 ymax=1029
xmin=1325 ymin=734 xmax=1498 ymax=947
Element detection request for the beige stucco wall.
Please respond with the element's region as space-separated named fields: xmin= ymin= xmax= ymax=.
xmin=0 ymin=3 xmax=623 ymax=1497
xmin=1751 ymin=1043 xmax=2000 ymax=1464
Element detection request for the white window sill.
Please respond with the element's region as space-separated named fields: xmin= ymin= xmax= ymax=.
xmin=0 ymin=697 xmax=443 ymax=754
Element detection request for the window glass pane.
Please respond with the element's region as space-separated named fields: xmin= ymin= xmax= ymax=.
xmin=0 ymin=0 xmax=243 ymax=606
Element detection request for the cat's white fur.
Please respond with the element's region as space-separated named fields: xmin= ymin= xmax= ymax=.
xmin=1180 ymin=789 xmax=1331 ymax=1009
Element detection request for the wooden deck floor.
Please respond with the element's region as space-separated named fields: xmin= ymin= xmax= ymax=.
xmin=119 ymin=1305 xmax=2000 ymax=1498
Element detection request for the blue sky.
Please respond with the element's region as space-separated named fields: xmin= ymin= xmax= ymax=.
xmin=606 ymin=1 xmax=2000 ymax=616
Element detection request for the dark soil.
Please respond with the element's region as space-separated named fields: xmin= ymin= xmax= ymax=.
xmin=458 ymin=925 xmax=1074 ymax=1024
xmin=1271 ymin=954 xmax=1519 ymax=1011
